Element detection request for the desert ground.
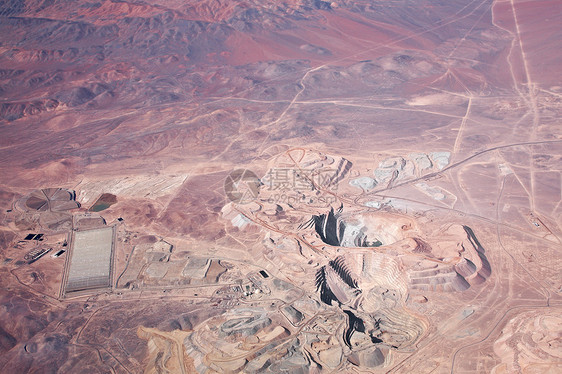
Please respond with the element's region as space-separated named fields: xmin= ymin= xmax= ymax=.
xmin=0 ymin=0 xmax=561 ymax=373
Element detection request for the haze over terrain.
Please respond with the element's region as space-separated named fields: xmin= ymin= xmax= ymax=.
xmin=0 ymin=0 xmax=561 ymax=373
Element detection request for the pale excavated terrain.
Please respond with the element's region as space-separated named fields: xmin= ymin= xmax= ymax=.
xmin=0 ymin=0 xmax=561 ymax=373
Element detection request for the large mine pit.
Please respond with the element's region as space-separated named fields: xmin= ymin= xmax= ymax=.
xmin=308 ymin=207 xmax=414 ymax=248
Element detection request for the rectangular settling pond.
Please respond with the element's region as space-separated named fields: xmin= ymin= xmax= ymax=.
xmin=66 ymin=226 xmax=114 ymax=293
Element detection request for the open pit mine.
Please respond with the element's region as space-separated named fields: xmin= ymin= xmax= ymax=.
xmin=1 ymin=0 xmax=561 ymax=373
xmin=216 ymin=149 xmax=495 ymax=372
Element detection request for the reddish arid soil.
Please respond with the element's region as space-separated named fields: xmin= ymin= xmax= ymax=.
xmin=0 ymin=0 xmax=560 ymax=373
